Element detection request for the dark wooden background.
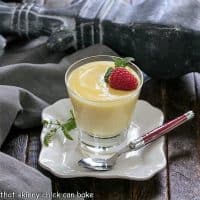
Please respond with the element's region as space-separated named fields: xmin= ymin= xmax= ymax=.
xmin=1 ymin=72 xmax=200 ymax=200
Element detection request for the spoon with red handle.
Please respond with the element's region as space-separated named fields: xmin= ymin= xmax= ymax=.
xmin=129 ymin=110 xmax=194 ymax=150
xmin=78 ymin=111 xmax=195 ymax=171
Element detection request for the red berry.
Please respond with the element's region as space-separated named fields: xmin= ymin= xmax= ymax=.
xmin=109 ymin=67 xmax=138 ymax=90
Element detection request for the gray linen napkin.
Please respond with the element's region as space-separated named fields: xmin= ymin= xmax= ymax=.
xmin=0 ymin=42 xmax=116 ymax=198
xmin=0 ymin=152 xmax=52 ymax=199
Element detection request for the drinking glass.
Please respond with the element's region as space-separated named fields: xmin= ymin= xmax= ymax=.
xmin=65 ymin=55 xmax=143 ymax=157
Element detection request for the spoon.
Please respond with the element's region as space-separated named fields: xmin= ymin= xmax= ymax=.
xmin=78 ymin=110 xmax=194 ymax=171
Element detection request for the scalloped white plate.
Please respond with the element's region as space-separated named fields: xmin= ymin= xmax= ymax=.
xmin=39 ymin=98 xmax=166 ymax=180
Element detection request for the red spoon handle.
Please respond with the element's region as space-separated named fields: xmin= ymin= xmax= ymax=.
xmin=142 ymin=111 xmax=194 ymax=144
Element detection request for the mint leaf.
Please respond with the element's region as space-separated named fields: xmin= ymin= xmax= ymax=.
xmin=61 ymin=125 xmax=73 ymax=140
xmin=43 ymin=128 xmax=57 ymax=146
xmin=113 ymin=57 xmax=135 ymax=67
xmin=65 ymin=118 xmax=76 ymax=130
xmin=42 ymin=120 xmax=49 ymax=126
xmin=61 ymin=110 xmax=76 ymax=140
xmin=67 ymin=110 xmax=76 ymax=130
xmin=104 ymin=67 xmax=113 ymax=83
xmin=124 ymin=57 xmax=135 ymax=63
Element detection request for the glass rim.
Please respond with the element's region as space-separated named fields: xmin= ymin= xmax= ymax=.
xmin=65 ymin=55 xmax=144 ymax=103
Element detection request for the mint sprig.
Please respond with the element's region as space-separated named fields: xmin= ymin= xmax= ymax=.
xmin=42 ymin=109 xmax=76 ymax=146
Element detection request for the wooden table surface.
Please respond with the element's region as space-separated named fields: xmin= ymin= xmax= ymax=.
xmin=1 ymin=72 xmax=200 ymax=200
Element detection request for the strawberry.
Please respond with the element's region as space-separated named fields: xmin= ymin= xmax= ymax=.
xmin=109 ymin=67 xmax=138 ymax=90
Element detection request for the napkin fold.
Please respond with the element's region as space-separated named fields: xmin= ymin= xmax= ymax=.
xmin=0 ymin=40 xmax=116 ymax=198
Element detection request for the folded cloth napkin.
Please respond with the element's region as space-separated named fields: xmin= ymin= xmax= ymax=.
xmin=0 ymin=40 xmax=116 ymax=199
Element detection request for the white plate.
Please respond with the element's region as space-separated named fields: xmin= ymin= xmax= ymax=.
xmin=39 ymin=98 xmax=166 ymax=180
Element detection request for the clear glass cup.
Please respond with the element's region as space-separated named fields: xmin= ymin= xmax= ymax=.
xmin=65 ymin=55 xmax=143 ymax=157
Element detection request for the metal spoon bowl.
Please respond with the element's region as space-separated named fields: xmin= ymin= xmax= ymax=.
xmin=78 ymin=157 xmax=114 ymax=171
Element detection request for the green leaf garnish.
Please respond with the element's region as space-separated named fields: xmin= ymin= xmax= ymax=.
xmin=113 ymin=57 xmax=135 ymax=67
xmin=104 ymin=67 xmax=113 ymax=83
xmin=68 ymin=110 xmax=77 ymax=130
xmin=43 ymin=128 xmax=57 ymax=147
xmin=61 ymin=110 xmax=76 ymax=140
xmin=61 ymin=125 xmax=73 ymax=140
xmin=42 ymin=109 xmax=76 ymax=146
xmin=42 ymin=120 xmax=48 ymax=125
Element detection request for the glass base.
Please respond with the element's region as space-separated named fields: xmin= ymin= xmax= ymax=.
xmin=78 ymin=128 xmax=128 ymax=159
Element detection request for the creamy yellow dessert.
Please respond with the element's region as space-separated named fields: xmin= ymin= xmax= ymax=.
xmin=66 ymin=61 xmax=140 ymax=138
